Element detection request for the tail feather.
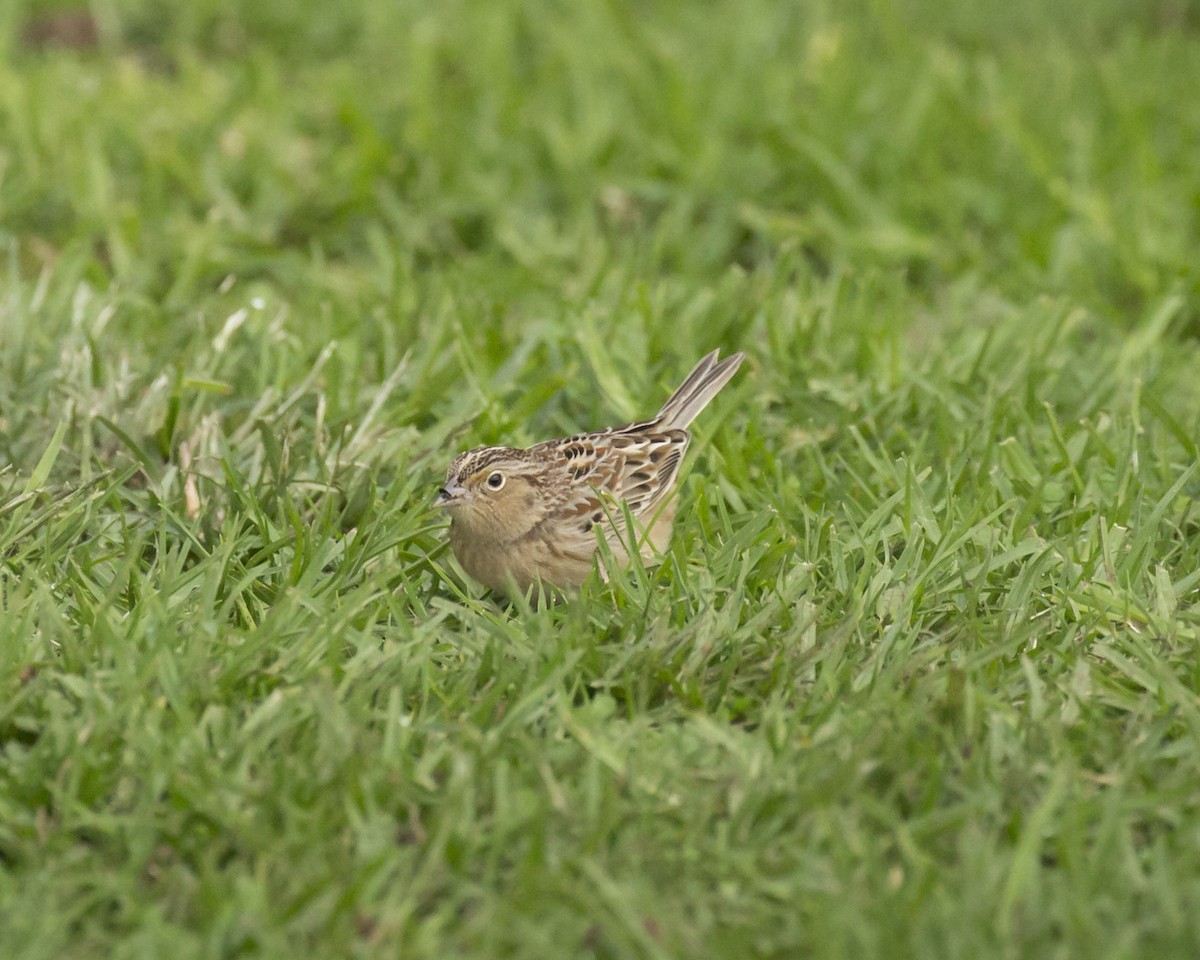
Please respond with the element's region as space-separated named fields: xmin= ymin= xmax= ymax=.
xmin=655 ymin=350 xmax=745 ymax=429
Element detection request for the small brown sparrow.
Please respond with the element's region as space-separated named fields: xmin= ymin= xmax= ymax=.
xmin=435 ymin=350 xmax=744 ymax=593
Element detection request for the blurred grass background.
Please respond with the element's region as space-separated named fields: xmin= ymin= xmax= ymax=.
xmin=1 ymin=0 xmax=1199 ymax=957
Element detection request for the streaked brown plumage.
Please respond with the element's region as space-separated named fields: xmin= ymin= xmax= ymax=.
xmin=435 ymin=350 xmax=744 ymax=593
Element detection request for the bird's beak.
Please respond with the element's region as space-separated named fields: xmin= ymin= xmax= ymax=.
xmin=434 ymin=483 xmax=469 ymax=507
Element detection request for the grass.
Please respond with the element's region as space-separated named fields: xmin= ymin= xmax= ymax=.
xmin=2 ymin=0 xmax=1200 ymax=957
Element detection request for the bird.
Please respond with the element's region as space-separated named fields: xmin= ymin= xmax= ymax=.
xmin=434 ymin=349 xmax=745 ymax=594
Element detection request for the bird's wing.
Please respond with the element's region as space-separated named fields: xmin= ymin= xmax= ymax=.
xmin=532 ymin=427 xmax=689 ymax=536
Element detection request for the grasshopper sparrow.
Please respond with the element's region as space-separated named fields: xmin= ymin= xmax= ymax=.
xmin=435 ymin=350 xmax=744 ymax=593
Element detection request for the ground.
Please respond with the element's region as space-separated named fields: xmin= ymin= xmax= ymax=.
xmin=1 ymin=0 xmax=1199 ymax=957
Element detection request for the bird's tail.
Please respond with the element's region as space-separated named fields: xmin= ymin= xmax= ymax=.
xmin=654 ymin=350 xmax=745 ymax=429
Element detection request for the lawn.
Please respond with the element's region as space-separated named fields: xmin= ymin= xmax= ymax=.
xmin=2 ymin=0 xmax=1200 ymax=957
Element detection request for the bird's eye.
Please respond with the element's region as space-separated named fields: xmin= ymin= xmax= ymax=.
xmin=486 ymin=471 xmax=505 ymax=490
